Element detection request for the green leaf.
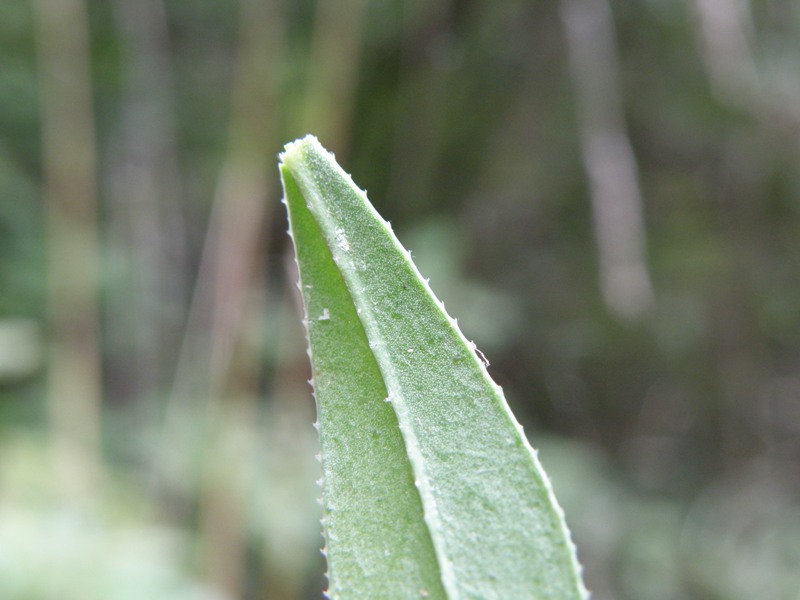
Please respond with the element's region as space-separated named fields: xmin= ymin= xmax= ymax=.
xmin=280 ymin=135 xmax=588 ymax=600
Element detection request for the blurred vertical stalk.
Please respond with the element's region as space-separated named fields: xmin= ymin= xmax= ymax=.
xmin=300 ymin=0 xmax=367 ymax=155
xmin=559 ymin=0 xmax=654 ymax=320
xmin=387 ymin=0 xmax=454 ymax=218
xmin=157 ymin=0 xmax=286 ymax=595
xmin=33 ymin=0 xmax=102 ymax=498
xmin=690 ymin=0 xmax=760 ymax=109
xmin=690 ymin=0 xmax=800 ymax=475
xmin=690 ymin=0 xmax=800 ymax=131
xmin=107 ymin=0 xmax=188 ymax=407
xmin=256 ymin=276 xmax=322 ymax=600
xmin=165 ymin=0 xmax=284 ymax=431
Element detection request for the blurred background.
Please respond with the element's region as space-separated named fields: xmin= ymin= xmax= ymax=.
xmin=2 ymin=0 xmax=800 ymax=597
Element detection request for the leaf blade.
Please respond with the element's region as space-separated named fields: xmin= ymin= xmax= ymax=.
xmin=282 ymin=135 xmax=588 ymax=599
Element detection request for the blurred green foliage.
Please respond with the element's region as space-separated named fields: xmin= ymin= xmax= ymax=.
xmin=1 ymin=0 xmax=799 ymax=598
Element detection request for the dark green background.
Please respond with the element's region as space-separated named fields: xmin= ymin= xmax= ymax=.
xmin=1 ymin=0 xmax=799 ymax=598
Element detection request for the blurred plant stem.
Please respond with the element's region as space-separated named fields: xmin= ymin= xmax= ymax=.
xmin=33 ymin=0 xmax=103 ymax=500
xmin=386 ymin=0 xmax=453 ymax=219
xmin=154 ymin=0 xmax=286 ymax=595
xmin=300 ymin=0 xmax=367 ymax=156
xmin=256 ymin=276 xmax=321 ymax=600
xmin=196 ymin=395 xmax=259 ymax=599
xmin=559 ymin=0 xmax=654 ymax=320
xmin=106 ymin=0 xmax=188 ymax=407
xmin=691 ymin=0 xmax=760 ymax=106
xmin=691 ymin=0 xmax=800 ymax=132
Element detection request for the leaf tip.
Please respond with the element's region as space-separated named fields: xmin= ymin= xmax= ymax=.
xmin=280 ymin=133 xmax=324 ymax=167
